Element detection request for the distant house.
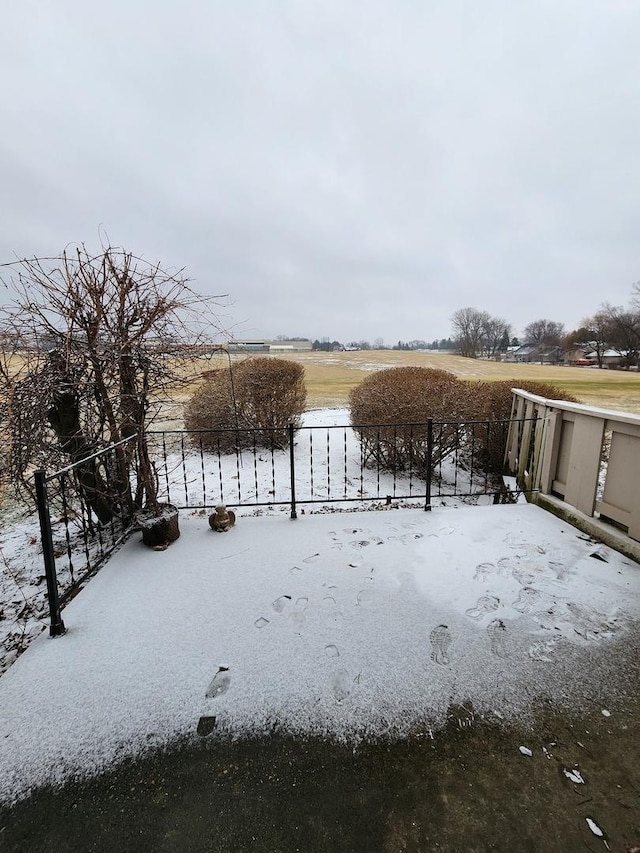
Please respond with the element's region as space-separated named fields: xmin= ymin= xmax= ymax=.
xmin=564 ymin=346 xmax=595 ymax=367
xmin=501 ymin=346 xmax=523 ymax=363
xmin=509 ymin=343 xmax=562 ymax=364
xmin=511 ymin=344 xmax=538 ymax=363
xmin=585 ymin=349 xmax=629 ymax=368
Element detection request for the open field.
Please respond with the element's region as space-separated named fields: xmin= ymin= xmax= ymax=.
xmin=197 ymin=349 xmax=640 ymax=413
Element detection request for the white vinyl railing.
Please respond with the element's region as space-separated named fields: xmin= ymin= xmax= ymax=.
xmin=505 ymin=390 xmax=640 ymax=543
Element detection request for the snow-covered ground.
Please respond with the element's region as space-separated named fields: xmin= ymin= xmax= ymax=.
xmin=1 ymin=500 xmax=640 ymax=805
xmin=1 ymin=407 xmax=639 ymax=805
xmin=0 ymin=407 xmax=495 ymax=676
xmin=0 ymin=507 xmax=48 ymax=674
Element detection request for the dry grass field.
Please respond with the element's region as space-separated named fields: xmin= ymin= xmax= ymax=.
xmin=196 ymin=349 xmax=640 ymax=414
xmin=4 ymin=349 xmax=640 ymax=439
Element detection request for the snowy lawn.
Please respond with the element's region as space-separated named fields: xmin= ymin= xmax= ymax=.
xmin=1 ymin=501 xmax=639 ymax=805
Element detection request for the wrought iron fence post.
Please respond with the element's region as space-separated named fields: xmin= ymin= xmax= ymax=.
xmin=425 ymin=419 xmax=433 ymax=511
xmin=288 ymin=423 xmax=297 ymax=519
xmin=34 ymin=470 xmax=66 ymax=637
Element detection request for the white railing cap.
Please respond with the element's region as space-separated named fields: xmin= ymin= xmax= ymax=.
xmin=511 ymin=388 xmax=640 ymax=427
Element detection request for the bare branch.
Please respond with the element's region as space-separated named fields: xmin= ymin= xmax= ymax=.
xmin=0 ymin=244 xmax=228 ymax=516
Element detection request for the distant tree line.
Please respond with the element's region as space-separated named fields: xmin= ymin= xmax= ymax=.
xmin=561 ymin=285 xmax=640 ymax=367
xmin=309 ymin=338 xmax=455 ymax=352
xmin=450 ymin=283 xmax=640 ymax=366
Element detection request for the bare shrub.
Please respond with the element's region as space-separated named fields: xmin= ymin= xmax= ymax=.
xmin=185 ymin=357 xmax=306 ymax=451
xmin=466 ymin=380 xmax=580 ymax=474
xmin=349 ymin=367 xmax=468 ymax=472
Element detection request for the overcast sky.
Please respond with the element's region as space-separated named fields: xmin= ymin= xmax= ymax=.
xmin=1 ymin=1 xmax=639 ymax=344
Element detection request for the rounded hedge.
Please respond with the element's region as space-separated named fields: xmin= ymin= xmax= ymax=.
xmin=349 ymin=367 xmax=468 ymax=471
xmin=185 ymin=357 xmax=306 ymax=451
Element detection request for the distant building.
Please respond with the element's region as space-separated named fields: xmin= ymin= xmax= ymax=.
xmin=501 ymin=346 xmax=523 ymax=363
xmin=564 ymin=346 xmax=595 ymax=367
xmin=506 ymin=343 xmax=563 ymax=364
xmin=268 ymin=340 xmax=313 ymax=352
xmin=585 ymin=349 xmax=629 ymax=368
xmin=226 ymin=339 xmax=312 ymax=353
xmin=227 ymin=340 xmax=270 ymax=353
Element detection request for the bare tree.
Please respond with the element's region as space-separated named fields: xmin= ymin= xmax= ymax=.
xmin=451 ymin=308 xmax=510 ymax=359
xmin=523 ymin=319 xmax=565 ymax=347
xmin=0 ymin=244 xmax=226 ymax=520
xmin=575 ymin=312 xmax=611 ymax=368
xmin=482 ymin=316 xmax=511 ymax=359
xmin=602 ymin=304 xmax=640 ymax=367
xmin=451 ymin=307 xmax=490 ymax=358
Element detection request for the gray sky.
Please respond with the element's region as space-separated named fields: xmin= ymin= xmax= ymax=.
xmin=2 ymin=1 xmax=639 ymax=344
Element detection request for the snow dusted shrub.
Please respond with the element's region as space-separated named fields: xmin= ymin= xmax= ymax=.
xmin=185 ymin=357 xmax=306 ymax=452
xmin=184 ymin=368 xmax=238 ymax=452
xmin=465 ymin=380 xmax=580 ymax=474
xmin=235 ymin=357 xmax=306 ymax=444
xmin=349 ymin=367 xmax=468 ymax=473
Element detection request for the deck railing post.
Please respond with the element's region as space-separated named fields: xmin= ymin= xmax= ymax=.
xmin=288 ymin=423 xmax=297 ymax=519
xmin=34 ymin=470 xmax=66 ymax=637
xmin=425 ymin=418 xmax=433 ymax=511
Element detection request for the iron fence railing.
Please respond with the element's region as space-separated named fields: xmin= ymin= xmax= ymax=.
xmin=34 ymin=435 xmax=138 ymax=636
xmin=34 ymin=417 xmax=535 ymax=635
xmin=148 ymin=418 xmax=523 ymax=514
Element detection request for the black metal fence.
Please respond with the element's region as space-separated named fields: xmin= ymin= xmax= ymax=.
xmin=148 ymin=417 xmax=520 ymax=515
xmin=34 ymin=435 xmax=137 ymax=636
xmin=34 ymin=417 xmax=530 ymax=635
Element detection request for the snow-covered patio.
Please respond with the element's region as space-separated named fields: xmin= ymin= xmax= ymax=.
xmin=1 ymin=501 xmax=639 ymax=806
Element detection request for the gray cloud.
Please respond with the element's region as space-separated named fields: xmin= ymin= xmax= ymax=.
xmin=2 ymin=0 xmax=639 ymax=343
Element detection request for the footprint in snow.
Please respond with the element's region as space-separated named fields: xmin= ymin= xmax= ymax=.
xmin=548 ymin=561 xmax=572 ymax=584
xmin=290 ymin=596 xmax=308 ymax=628
xmin=392 ymin=532 xmax=425 ymax=545
xmin=356 ymin=587 xmax=374 ymax=606
xmin=465 ymin=595 xmax=500 ymax=620
xmin=332 ymin=668 xmax=351 ymax=702
xmin=504 ymin=533 xmax=546 ymax=555
xmin=510 ymin=566 xmax=537 ymax=587
xmin=496 ymin=556 xmax=519 ymax=575
xmin=512 ymin=586 xmax=543 ymax=614
xmin=272 ymin=594 xmax=292 ymax=613
xmin=487 ymin=619 xmax=509 ymax=658
xmin=349 ymin=536 xmax=384 ymax=548
xmin=566 ymin=602 xmax=621 ymax=641
xmin=473 ymin=562 xmax=496 ymax=582
xmin=429 ymin=624 xmax=452 ymax=666
xmin=205 ymin=666 xmax=230 ymax=699
xmin=196 ymin=716 xmax=217 ymax=737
